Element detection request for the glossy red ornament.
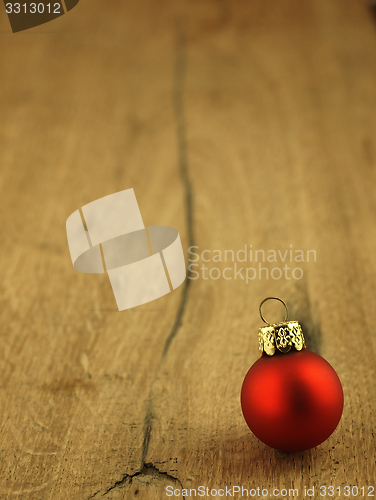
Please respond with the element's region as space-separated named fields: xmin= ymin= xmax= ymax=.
xmin=241 ymin=298 xmax=344 ymax=452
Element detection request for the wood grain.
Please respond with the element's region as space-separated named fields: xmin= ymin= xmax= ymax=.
xmin=0 ymin=1 xmax=375 ymax=498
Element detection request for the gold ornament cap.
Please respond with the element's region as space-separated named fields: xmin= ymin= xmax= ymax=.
xmin=258 ymin=297 xmax=306 ymax=356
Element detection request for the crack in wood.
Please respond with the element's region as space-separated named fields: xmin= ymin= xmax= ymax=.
xmin=141 ymin=397 xmax=153 ymax=466
xmin=288 ymin=282 xmax=322 ymax=355
xmin=98 ymin=463 xmax=185 ymax=499
xmin=370 ymin=1 xmax=376 ymax=20
xmin=87 ymin=23 xmax=194 ymax=500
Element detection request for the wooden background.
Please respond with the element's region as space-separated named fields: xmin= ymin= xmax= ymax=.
xmin=0 ymin=1 xmax=375 ymax=498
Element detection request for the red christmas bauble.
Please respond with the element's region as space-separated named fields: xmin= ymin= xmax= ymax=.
xmin=241 ymin=349 xmax=344 ymax=452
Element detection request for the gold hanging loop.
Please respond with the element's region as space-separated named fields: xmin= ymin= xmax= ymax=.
xmin=259 ymin=296 xmax=289 ymax=326
xmin=258 ymin=297 xmax=305 ymax=356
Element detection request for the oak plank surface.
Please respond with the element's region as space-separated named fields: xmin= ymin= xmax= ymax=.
xmin=0 ymin=1 xmax=375 ymax=499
